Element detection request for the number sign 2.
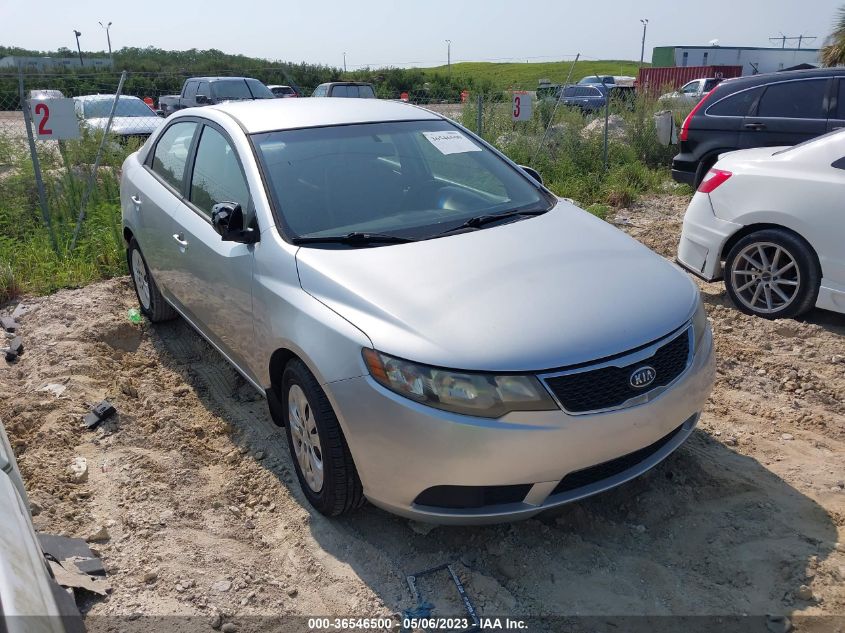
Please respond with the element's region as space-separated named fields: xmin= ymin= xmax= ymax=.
xmin=28 ymin=98 xmax=80 ymax=140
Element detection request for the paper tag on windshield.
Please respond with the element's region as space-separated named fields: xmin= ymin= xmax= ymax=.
xmin=422 ymin=131 xmax=481 ymax=155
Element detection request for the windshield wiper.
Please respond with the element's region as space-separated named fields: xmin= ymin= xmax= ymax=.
xmin=432 ymin=208 xmax=549 ymax=237
xmin=292 ymin=231 xmax=415 ymax=246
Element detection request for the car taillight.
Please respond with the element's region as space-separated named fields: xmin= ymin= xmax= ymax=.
xmin=679 ymin=87 xmax=720 ymax=142
xmin=697 ymin=168 xmax=732 ymax=193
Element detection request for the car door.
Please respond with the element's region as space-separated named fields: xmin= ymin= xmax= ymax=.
xmin=828 ymin=78 xmax=845 ymax=132
xmin=168 ymin=122 xmax=257 ymax=373
xmin=740 ymin=78 xmax=830 ymax=148
xmin=128 ymin=120 xmax=200 ymax=298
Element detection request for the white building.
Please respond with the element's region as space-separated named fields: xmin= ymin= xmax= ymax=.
xmin=651 ymin=46 xmax=820 ymax=76
xmin=0 ymin=56 xmax=113 ymax=71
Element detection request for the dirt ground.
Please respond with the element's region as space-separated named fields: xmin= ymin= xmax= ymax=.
xmin=1 ymin=194 xmax=844 ymax=631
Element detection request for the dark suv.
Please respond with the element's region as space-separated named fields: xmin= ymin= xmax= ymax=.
xmin=672 ymin=68 xmax=845 ymax=186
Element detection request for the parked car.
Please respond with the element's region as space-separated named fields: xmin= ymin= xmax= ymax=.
xmin=28 ymin=89 xmax=64 ymax=101
xmin=268 ymin=84 xmax=299 ymax=98
xmin=0 ymin=421 xmax=84 ymax=631
xmin=559 ymin=84 xmax=608 ymax=113
xmin=677 ymin=129 xmax=845 ymax=319
xmin=578 ymin=75 xmax=635 ymax=87
xmin=311 ymin=82 xmax=376 ymax=98
xmin=74 ymin=95 xmax=164 ymax=138
xmin=158 ymin=77 xmax=274 ymax=116
xmin=658 ymin=78 xmax=723 ymax=108
xmin=672 ymin=68 xmax=845 ymax=187
xmin=121 ymin=98 xmax=714 ymax=523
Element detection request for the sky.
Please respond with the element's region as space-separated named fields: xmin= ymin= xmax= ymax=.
xmin=1 ymin=0 xmax=841 ymax=68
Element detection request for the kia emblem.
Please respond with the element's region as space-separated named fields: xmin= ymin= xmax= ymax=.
xmin=630 ymin=366 xmax=657 ymax=389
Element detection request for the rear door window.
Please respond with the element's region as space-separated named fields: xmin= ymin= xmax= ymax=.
xmin=839 ymin=80 xmax=845 ymax=119
xmin=707 ymin=87 xmax=762 ymax=117
xmin=151 ymin=121 xmax=198 ymax=191
xmin=756 ymin=79 xmax=828 ymax=119
xmin=332 ymin=85 xmax=350 ymax=97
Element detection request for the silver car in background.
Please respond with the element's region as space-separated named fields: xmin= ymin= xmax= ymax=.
xmin=74 ymin=95 xmax=164 ymax=138
xmin=120 ymin=99 xmax=714 ymax=523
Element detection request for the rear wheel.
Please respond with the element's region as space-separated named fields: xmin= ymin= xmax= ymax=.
xmin=127 ymin=238 xmax=176 ymax=322
xmin=281 ymin=360 xmax=364 ymax=516
xmin=724 ymin=229 xmax=819 ymax=319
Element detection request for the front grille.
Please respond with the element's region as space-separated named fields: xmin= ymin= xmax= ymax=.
xmin=413 ymin=484 xmax=532 ymax=509
xmin=551 ymin=424 xmax=684 ymax=495
xmin=543 ymin=329 xmax=690 ymax=413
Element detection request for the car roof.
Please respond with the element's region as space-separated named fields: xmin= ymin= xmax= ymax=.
xmin=189 ymin=76 xmax=255 ymax=82
xmin=319 ymin=82 xmax=374 ymax=87
xmin=207 ymin=98 xmax=442 ymax=134
xmin=73 ymin=94 xmax=141 ymax=101
xmin=718 ymin=67 xmax=845 ymax=91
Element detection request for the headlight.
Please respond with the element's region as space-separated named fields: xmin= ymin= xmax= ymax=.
xmin=692 ymin=294 xmax=708 ymax=350
xmin=362 ymin=349 xmax=558 ymax=418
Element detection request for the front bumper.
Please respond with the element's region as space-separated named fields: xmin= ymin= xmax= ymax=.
xmin=677 ymin=193 xmax=742 ymax=282
xmin=326 ymin=325 xmax=715 ymax=524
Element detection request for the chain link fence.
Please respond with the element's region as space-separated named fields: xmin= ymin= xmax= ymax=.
xmin=0 ymin=66 xmax=683 ymax=300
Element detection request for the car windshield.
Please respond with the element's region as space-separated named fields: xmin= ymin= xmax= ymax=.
xmin=82 ymin=97 xmax=155 ymax=119
xmin=211 ymin=79 xmax=273 ymax=100
xmin=252 ymin=120 xmax=552 ymax=241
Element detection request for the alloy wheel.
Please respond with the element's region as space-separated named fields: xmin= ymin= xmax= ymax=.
xmin=287 ymin=384 xmax=324 ymax=492
xmin=131 ymin=249 xmax=151 ymax=310
xmin=730 ymin=241 xmax=801 ymax=315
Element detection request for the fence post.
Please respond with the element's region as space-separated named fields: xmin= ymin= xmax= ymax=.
xmin=18 ymin=70 xmax=59 ymax=254
xmin=70 ymin=70 xmax=127 ymax=251
xmin=476 ymin=93 xmax=483 ymax=137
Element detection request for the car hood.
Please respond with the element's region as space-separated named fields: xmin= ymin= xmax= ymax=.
xmin=296 ymin=200 xmax=698 ymax=372
xmin=84 ymin=116 xmax=163 ymax=135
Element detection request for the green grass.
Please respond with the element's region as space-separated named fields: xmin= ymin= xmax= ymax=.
xmin=422 ymin=60 xmax=646 ymax=89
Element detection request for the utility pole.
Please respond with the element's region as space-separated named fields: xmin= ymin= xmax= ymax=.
xmin=446 ymin=39 xmax=451 ymax=76
xmin=343 ymin=52 xmax=347 ymax=73
xmin=99 ymin=21 xmax=113 ymax=60
xmin=73 ymin=30 xmax=83 ymax=66
xmin=639 ymin=19 xmax=649 ymax=65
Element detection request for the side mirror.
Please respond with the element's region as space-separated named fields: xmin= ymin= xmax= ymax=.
xmin=211 ymin=202 xmax=258 ymax=244
xmin=519 ymin=165 xmax=543 ymax=186
xmin=195 ymin=94 xmax=209 ymax=105
xmin=155 ymin=109 xmax=165 ymax=117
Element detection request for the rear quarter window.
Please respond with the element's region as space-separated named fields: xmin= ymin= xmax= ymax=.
xmin=756 ymin=79 xmax=828 ymax=119
xmin=706 ymin=87 xmax=762 ymax=117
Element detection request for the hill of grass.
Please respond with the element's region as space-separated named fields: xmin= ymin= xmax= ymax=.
xmin=422 ymin=60 xmax=646 ymax=88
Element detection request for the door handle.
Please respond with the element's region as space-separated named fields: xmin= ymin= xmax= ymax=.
xmin=744 ymin=122 xmax=767 ymax=130
xmin=172 ymin=233 xmax=188 ymax=249
xmin=130 ymin=195 xmax=142 ymax=207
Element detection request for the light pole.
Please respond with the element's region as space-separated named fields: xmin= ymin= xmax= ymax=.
xmin=445 ymin=39 xmax=451 ymax=76
xmin=343 ymin=52 xmax=347 ymax=73
xmin=99 ymin=21 xmax=113 ymax=60
xmin=73 ymin=29 xmax=84 ymax=66
xmin=639 ymin=19 xmax=649 ymax=65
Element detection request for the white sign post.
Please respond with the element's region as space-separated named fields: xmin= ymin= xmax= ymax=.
xmin=511 ymin=91 xmax=533 ymax=122
xmin=28 ymin=98 xmax=80 ymax=140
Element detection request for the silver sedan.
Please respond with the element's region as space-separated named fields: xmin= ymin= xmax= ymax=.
xmin=120 ymin=98 xmax=714 ymax=523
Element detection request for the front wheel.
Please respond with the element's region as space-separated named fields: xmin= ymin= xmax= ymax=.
xmin=281 ymin=360 xmax=364 ymax=516
xmin=724 ymin=229 xmax=820 ymax=319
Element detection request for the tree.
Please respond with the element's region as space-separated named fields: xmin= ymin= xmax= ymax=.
xmin=821 ymin=5 xmax=845 ymax=67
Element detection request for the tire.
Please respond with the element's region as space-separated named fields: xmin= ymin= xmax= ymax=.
xmin=281 ymin=360 xmax=364 ymax=516
xmin=693 ymin=155 xmax=718 ymax=188
xmin=724 ymin=229 xmax=820 ymax=320
xmin=127 ymin=238 xmax=177 ymax=323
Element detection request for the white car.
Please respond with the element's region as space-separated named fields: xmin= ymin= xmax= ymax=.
xmin=659 ymin=78 xmax=722 ymax=109
xmin=677 ymin=129 xmax=845 ymax=319
xmin=74 ymin=95 xmax=164 ymax=138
